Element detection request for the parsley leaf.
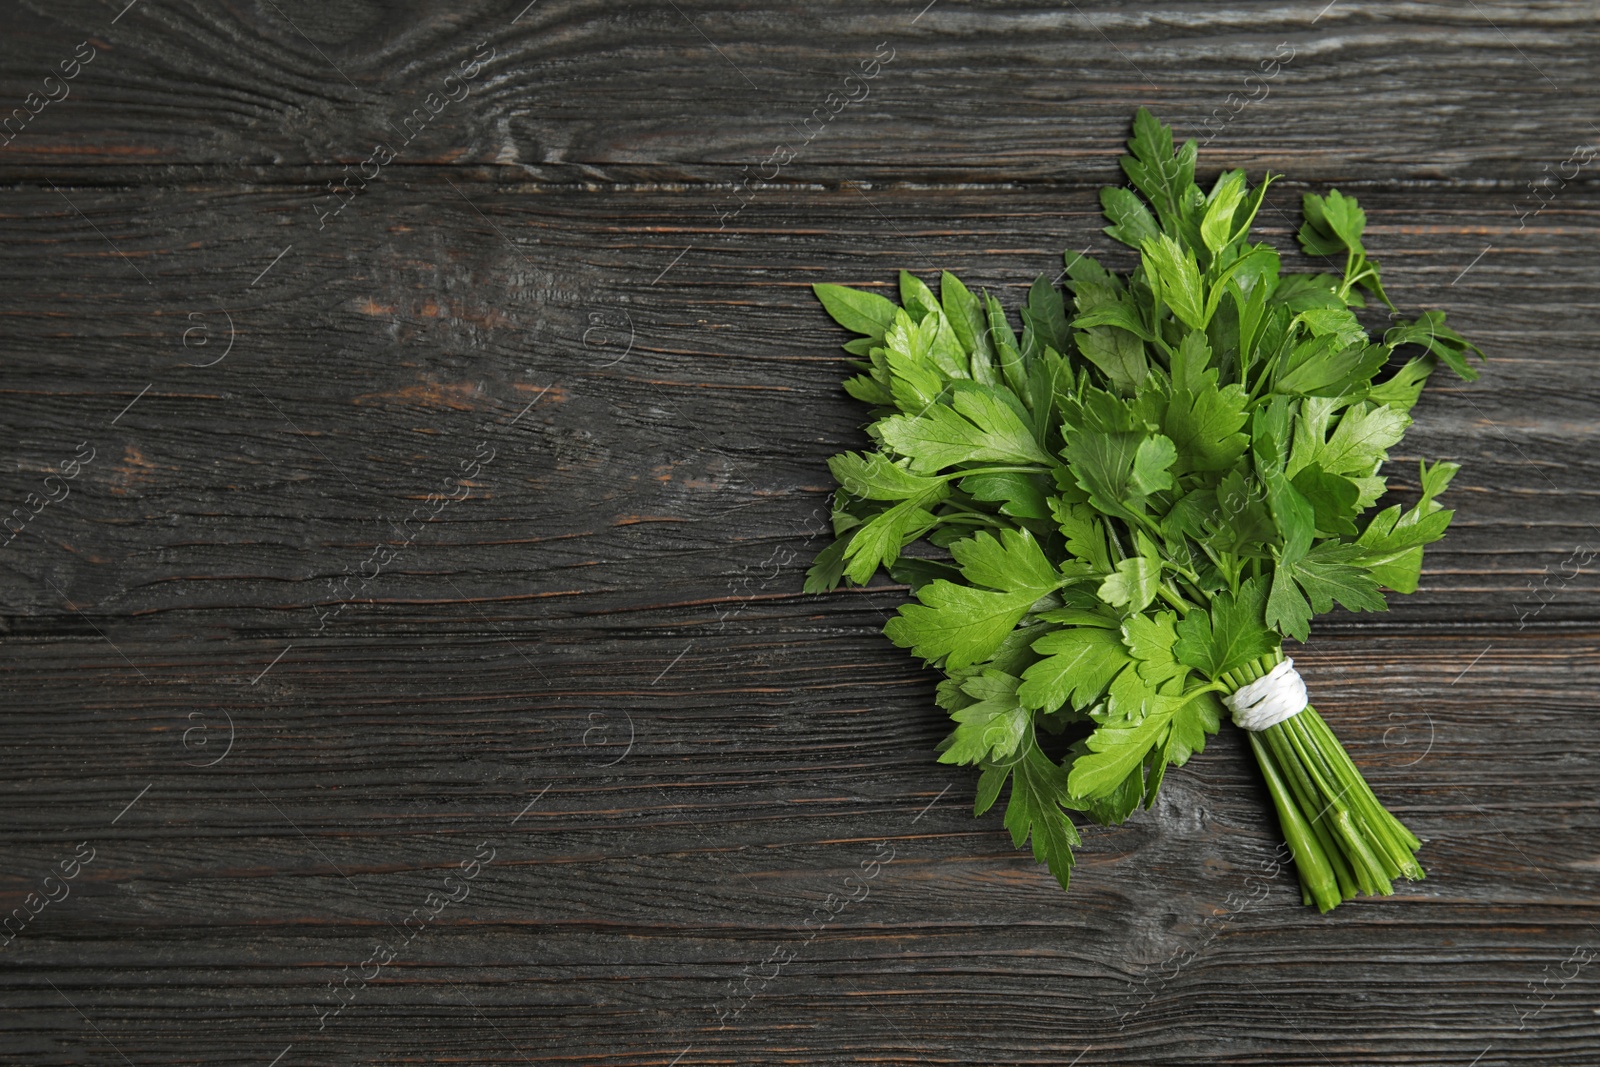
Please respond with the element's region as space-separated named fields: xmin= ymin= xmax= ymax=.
xmin=1001 ymin=742 xmax=1082 ymax=891
xmin=1353 ymin=460 xmax=1458 ymax=593
xmin=937 ymin=670 xmax=1031 ymax=765
xmin=1017 ymin=625 xmax=1130 ymax=712
xmin=886 ymin=528 xmax=1064 ymax=669
xmin=1173 ymin=577 xmax=1275 ymax=679
xmin=813 ymin=282 xmax=897 ymax=342
xmin=879 ymin=382 xmax=1053 ymax=473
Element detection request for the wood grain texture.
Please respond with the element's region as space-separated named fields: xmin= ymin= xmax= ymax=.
xmin=0 ymin=180 xmax=1596 ymax=631
xmin=0 ymin=0 xmax=1596 ymax=183
xmin=1 ymin=2 xmax=1598 ymax=1064
xmin=2 ymin=629 xmax=1598 ymax=1065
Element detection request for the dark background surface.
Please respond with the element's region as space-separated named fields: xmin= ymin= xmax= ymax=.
xmin=1 ymin=2 xmax=1597 ymax=1064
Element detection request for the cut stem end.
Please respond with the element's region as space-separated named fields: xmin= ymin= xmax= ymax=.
xmin=1224 ymin=651 xmax=1425 ymax=911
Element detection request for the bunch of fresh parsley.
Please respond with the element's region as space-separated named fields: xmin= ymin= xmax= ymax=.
xmin=804 ymin=109 xmax=1482 ymax=910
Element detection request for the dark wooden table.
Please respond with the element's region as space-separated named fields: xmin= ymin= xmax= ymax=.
xmin=2 ymin=2 xmax=1597 ymax=1064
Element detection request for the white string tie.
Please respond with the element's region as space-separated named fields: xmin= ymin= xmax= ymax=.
xmin=1223 ymin=658 xmax=1308 ymax=732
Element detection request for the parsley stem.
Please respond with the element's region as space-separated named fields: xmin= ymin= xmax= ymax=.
xmin=936 ymin=510 xmax=1005 ymax=528
xmin=1249 ymin=731 xmax=1341 ymax=912
xmin=1156 ymin=582 xmax=1193 ymax=616
xmin=1226 ymin=650 xmax=1426 ymax=907
xmin=1167 ymin=558 xmax=1208 ymax=594
xmin=1104 ymin=518 xmax=1131 ymax=564
xmin=1244 ymin=360 xmax=1278 ymax=406
xmin=1200 ymin=543 xmax=1241 ymax=596
xmin=1178 ymin=680 xmax=1227 ymax=702
xmin=1178 ymin=575 xmax=1212 ymax=607
xmin=941 ymin=465 xmax=1051 ymax=481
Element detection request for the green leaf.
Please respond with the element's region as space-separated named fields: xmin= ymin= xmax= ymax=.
xmin=1264 ymin=471 xmax=1315 ymax=562
xmin=1121 ymin=107 xmax=1198 ymax=235
xmin=1353 ymin=534 xmax=1423 ymax=596
xmin=960 ymin=470 xmax=1052 ymax=521
xmin=1101 ymin=185 xmax=1161 ymax=250
xmin=888 ymin=556 xmax=963 ymax=591
xmin=1071 ymin=301 xmax=1156 ymax=342
xmin=1367 ymin=355 xmax=1438 ymax=414
xmin=1021 ymin=275 xmax=1071 ymax=355
xmin=1201 ymin=244 xmax=1281 ymax=326
xmin=1168 ymin=327 xmax=1211 ymax=394
xmin=941 ymin=620 xmax=1054 ymax=700
xmin=941 ymin=271 xmax=997 ymax=385
xmin=1130 ymin=435 xmax=1178 ymax=496
xmin=1062 ymin=430 xmax=1176 ymax=523
xmin=1068 ymin=668 xmax=1185 ymax=799
xmin=840 ymin=494 xmax=947 ymax=583
xmin=1098 ymin=556 xmax=1160 ymax=614
xmin=1299 ymin=307 xmax=1366 ymax=346
xmin=899 ymin=270 xmax=941 ymax=322
xmin=1051 ymin=498 xmax=1113 ymax=572
xmin=1386 ymin=309 xmax=1485 ymax=382
xmin=843 ymin=372 xmax=895 ymax=407
xmin=1165 ymin=376 xmax=1249 ymax=475
xmin=1075 ymin=325 xmax=1149 ymax=395
xmin=1353 ymin=460 xmax=1457 ymax=592
xmin=1063 ymin=249 xmax=1115 ymax=288
xmin=1273 ymin=273 xmax=1344 ymax=311
xmin=1071 ymin=737 xmax=1147 ymax=825
xmin=1172 ymin=576 xmax=1276 ymax=679
xmin=1292 ymin=541 xmax=1388 ymax=615
xmin=950 ymin=526 xmax=1060 ymax=596
xmin=1121 ymin=611 xmax=1188 ymax=689
xmin=803 ymin=533 xmax=850 ymax=593
xmin=886 ymin=527 xmax=1065 ymax=669
xmin=938 ymin=670 xmax=1031 ymax=765
xmin=1200 ymin=170 xmax=1249 ymax=253
xmin=878 ymin=382 xmax=1053 ymax=473
xmin=1275 ymin=340 xmax=1389 ymax=398
xmin=1036 ymin=605 xmax=1120 ymax=629
xmin=1024 ymin=347 xmax=1073 ymax=438
xmin=1267 ymin=541 xmax=1389 ymax=641
xmin=1316 ymin=189 xmax=1367 ymax=250
xmin=1317 ymin=402 xmax=1410 ymax=476
xmin=1018 ymin=626 xmax=1131 ymax=711
xmin=1141 ymin=233 xmax=1207 ymax=330
xmin=1062 ymin=383 xmax=1142 ymax=435
xmin=1286 ymin=395 xmax=1340 ymax=477
xmin=1419 ymin=457 xmax=1460 ymax=505
xmin=1070 ymin=714 xmax=1168 ymax=800
xmin=985 ymin=291 xmax=1030 ymax=398
xmin=1163 ymin=330 xmax=1251 ymax=474
xmin=886 ymin=581 xmax=1043 ymax=671
xmin=1251 ymin=394 xmax=1294 ymax=472
xmin=1290 ymin=462 xmax=1361 ymax=536
xmin=1002 ymin=742 xmax=1082 ymax=890
xmin=828 ymin=451 xmax=947 ymax=500
xmin=974 ymin=763 xmax=1008 ymax=816
xmin=813 ymin=283 xmax=897 ymax=341
xmin=883 ymin=308 xmax=950 ymax=412
xmin=1265 ymin=564 xmax=1314 ymax=644
xmin=1165 ymin=686 xmax=1223 ymax=766
xmin=1298 ymin=189 xmax=1367 ymax=258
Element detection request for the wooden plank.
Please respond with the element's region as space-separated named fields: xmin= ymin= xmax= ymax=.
xmin=2 ymin=4 xmax=1597 ymax=1063
xmin=0 ymin=179 xmax=1596 ymax=629
xmin=1 ymin=627 xmax=1596 ymax=1064
xmin=0 ymin=2 xmax=1593 ymax=184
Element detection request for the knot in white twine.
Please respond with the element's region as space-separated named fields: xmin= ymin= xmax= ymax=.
xmin=1223 ymin=658 xmax=1308 ymax=732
